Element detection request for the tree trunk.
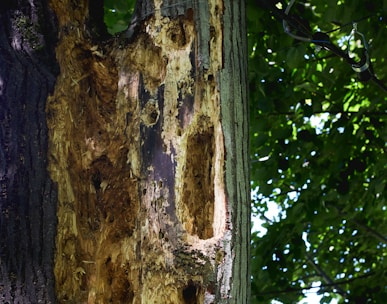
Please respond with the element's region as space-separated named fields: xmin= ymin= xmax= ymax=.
xmin=1 ymin=0 xmax=249 ymax=303
xmin=0 ymin=0 xmax=58 ymax=302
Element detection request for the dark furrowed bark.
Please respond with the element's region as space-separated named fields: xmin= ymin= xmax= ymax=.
xmin=0 ymin=1 xmax=58 ymax=302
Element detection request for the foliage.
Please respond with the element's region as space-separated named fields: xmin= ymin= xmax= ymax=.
xmin=248 ymin=0 xmax=387 ymax=303
xmin=104 ymin=0 xmax=135 ymax=34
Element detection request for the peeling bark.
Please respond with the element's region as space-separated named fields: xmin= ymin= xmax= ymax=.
xmin=1 ymin=0 xmax=249 ymax=302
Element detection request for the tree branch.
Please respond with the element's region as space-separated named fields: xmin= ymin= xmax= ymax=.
xmin=253 ymin=271 xmax=374 ymax=297
xmin=254 ymin=110 xmax=387 ymax=118
xmin=352 ymin=218 xmax=387 ymax=244
xmin=329 ymin=204 xmax=387 ymax=244
xmin=305 ymin=252 xmax=348 ymax=298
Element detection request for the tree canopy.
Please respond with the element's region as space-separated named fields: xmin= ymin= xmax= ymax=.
xmin=248 ymin=0 xmax=387 ymax=303
xmin=102 ymin=0 xmax=386 ymax=303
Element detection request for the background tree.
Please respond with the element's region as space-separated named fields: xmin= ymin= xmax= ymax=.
xmin=0 ymin=1 xmax=58 ymax=302
xmin=249 ymin=0 xmax=387 ymax=303
xmin=0 ymin=0 xmax=250 ymax=303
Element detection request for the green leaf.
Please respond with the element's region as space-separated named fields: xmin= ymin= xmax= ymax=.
xmin=286 ymin=45 xmax=306 ymax=70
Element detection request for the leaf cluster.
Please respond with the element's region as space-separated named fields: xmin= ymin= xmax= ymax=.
xmin=249 ymin=0 xmax=387 ymax=303
xmin=104 ymin=0 xmax=135 ymax=34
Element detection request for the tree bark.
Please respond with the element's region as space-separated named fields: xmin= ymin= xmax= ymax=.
xmin=0 ymin=1 xmax=58 ymax=302
xmin=1 ymin=0 xmax=249 ymax=302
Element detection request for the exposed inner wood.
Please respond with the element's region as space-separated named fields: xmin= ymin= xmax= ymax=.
xmin=47 ymin=0 xmax=227 ymax=302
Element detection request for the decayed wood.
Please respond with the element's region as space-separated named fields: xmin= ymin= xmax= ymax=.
xmin=46 ymin=0 xmax=249 ymax=303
